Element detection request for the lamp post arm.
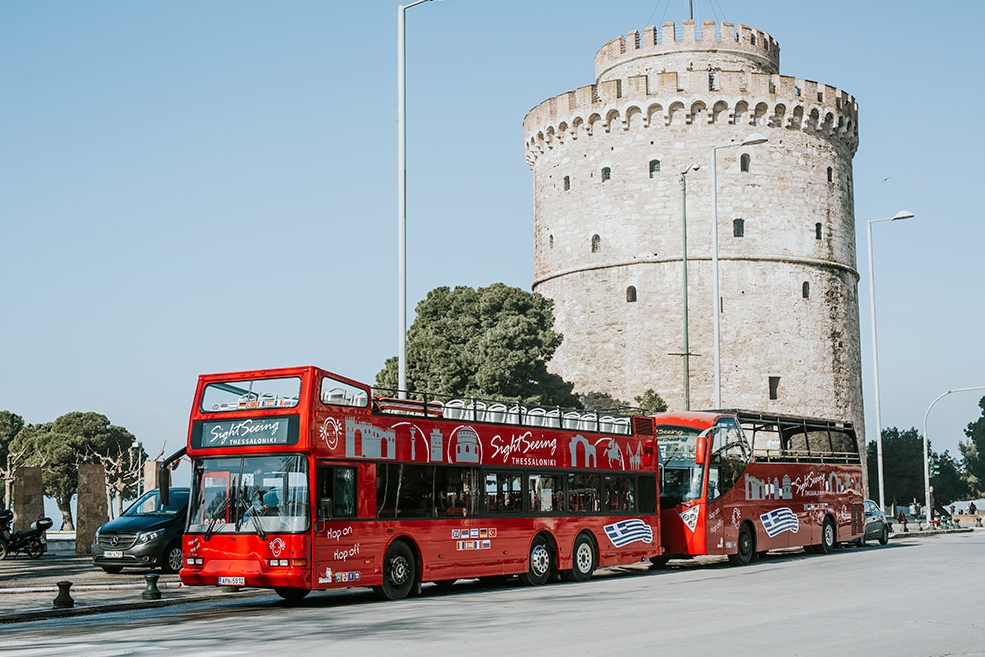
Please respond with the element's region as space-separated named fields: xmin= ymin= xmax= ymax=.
xmin=922 ymin=385 xmax=985 ymax=525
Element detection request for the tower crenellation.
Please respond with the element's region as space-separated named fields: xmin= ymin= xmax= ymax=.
xmin=523 ymin=21 xmax=864 ymax=441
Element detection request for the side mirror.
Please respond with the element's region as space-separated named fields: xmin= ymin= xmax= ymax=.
xmin=695 ymin=435 xmax=707 ymax=465
xmin=319 ymin=498 xmax=333 ymax=520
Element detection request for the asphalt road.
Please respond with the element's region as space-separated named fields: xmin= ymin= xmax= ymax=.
xmin=1 ymin=531 xmax=983 ymax=656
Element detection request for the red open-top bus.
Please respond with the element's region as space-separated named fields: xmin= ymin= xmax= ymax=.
xmin=168 ymin=366 xmax=661 ymax=601
xmin=653 ymin=410 xmax=863 ymax=566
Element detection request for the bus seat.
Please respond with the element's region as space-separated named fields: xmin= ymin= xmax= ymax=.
xmin=526 ymin=408 xmax=546 ymax=427
xmin=486 ymin=403 xmax=507 ymax=423
xmin=563 ymin=412 xmax=581 ymax=430
xmin=444 ymin=399 xmax=465 ymax=420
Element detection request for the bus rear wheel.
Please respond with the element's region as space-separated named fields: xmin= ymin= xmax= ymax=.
xmin=728 ymin=524 xmax=754 ymax=566
xmin=377 ymin=541 xmax=416 ymax=600
xmin=817 ymin=518 xmax=836 ymax=554
xmin=520 ymin=535 xmax=553 ymax=586
xmin=564 ymin=534 xmax=596 ymax=582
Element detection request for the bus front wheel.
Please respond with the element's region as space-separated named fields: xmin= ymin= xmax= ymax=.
xmin=520 ymin=535 xmax=553 ymax=586
xmin=275 ymin=587 xmax=310 ymax=603
xmin=377 ymin=541 xmax=416 ymax=600
xmin=728 ymin=524 xmax=755 ymax=566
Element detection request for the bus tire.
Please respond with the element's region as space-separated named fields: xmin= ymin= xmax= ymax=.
xmin=378 ymin=541 xmax=416 ymax=600
xmin=649 ymin=555 xmax=670 ymax=569
xmin=728 ymin=523 xmax=755 ymax=566
xmin=565 ymin=534 xmax=596 ymax=582
xmin=275 ymin=587 xmax=310 ymax=602
xmin=818 ymin=517 xmax=836 ymax=554
xmin=520 ymin=535 xmax=553 ymax=586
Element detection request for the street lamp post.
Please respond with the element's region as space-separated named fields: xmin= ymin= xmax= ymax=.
xmin=867 ymin=210 xmax=914 ymax=511
xmin=680 ymin=163 xmax=699 ymax=410
xmin=397 ymin=0 xmax=436 ymax=399
xmin=710 ymin=133 xmax=767 ymax=409
xmin=922 ymin=385 xmax=985 ymax=527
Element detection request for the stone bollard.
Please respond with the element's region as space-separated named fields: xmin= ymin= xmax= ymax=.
xmin=977 ymin=517 xmax=982 ymax=528
xmin=142 ymin=573 xmax=162 ymax=600
xmin=53 ymin=581 xmax=75 ymax=609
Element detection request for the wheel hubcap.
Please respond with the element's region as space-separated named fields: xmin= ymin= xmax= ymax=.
xmin=576 ymin=543 xmax=592 ymax=572
xmin=389 ymin=556 xmax=409 ymax=586
xmin=531 ymin=545 xmax=550 ymax=576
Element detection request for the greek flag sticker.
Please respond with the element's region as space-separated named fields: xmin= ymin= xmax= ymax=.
xmin=760 ymin=507 xmax=800 ymax=538
xmin=604 ymin=519 xmax=653 ymax=548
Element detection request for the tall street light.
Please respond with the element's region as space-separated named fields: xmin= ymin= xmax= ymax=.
xmin=397 ymin=0 xmax=437 ymax=399
xmin=922 ymin=385 xmax=985 ymax=526
xmin=867 ymin=209 xmax=914 ymax=510
xmin=710 ymin=133 xmax=767 ymax=409
xmin=680 ymin=163 xmax=700 ymax=410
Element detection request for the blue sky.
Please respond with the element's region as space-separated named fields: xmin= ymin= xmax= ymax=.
xmin=2 ymin=0 xmax=983 ymax=492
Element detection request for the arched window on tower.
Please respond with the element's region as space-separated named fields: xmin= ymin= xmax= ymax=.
xmin=826 ymin=167 xmax=833 ymax=183
xmin=563 ymin=175 xmax=570 ymax=191
xmin=591 ymin=234 xmax=601 ymax=253
xmin=740 ymin=154 xmax=751 ymax=173
xmin=626 ymin=286 xmax=637 ymax=303
xmin=649 ymin=160 xmax=661 ymax=178
xmin=802 ymin=281 xmax=810 ymax=299
xmin=733 ymin=218 xmax=745 ymax=238
xmin=601 ymin=167 xmax=611 ymax=182
xmin=815 ymin=223 xmax=823 ymax=240
xmin=549 ymin=234 xmax=554 ymax=249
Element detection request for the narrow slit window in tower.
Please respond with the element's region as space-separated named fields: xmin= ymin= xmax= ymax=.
xmin=733 ymin=218 xmax=745 ymax=237
xmin=740 ymin=154 xmax=751 ymax=173
xmin=815 ymin=222 xmax=823 ymax=240
xmin=769 ymin=376 xmax=780 ymax=400
xmin=591 ymin=234 xmax=601 ymax=253
xmin=549 ymin=234 xmax=554 ymax=249
xmin=649 ymin=160 xmax=661 ymax=178
xmin=827 ymin=167 xmax=833 ymax=183
xmin=802 ymin=281 xmax=810 ymax=298
xmin=601 ymin=167 xmax=611 ymax=182
xmin=563 ymin=175 xmax=570 ymax=191
xmin=626 ymin=286 xmax=637 ymax=303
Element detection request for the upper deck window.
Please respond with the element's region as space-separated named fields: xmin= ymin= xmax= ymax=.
xmin=320 ymin=377 xmax=369 ymax=407
xmin=201 ymin=377 xmax=301 ymax=413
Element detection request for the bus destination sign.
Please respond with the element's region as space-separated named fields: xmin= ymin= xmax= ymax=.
xmin=197 ymin=416 xmax=299 ymax=448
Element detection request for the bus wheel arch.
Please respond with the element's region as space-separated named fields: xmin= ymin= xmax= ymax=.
xmin=564 ymin=531 xmax=597 ymax=582
xmin=520 ymin=531 xmax=557 ymax=586
xmin=375 ymin=538 xmax=419 ymax=600
xmin=729 ymin=521 xmax=756 ymax=566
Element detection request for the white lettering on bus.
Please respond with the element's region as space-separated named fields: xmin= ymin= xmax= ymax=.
xmin=334 ymin=543 xmax=360 ymax=562
xmin=790 ymin=471 xmax=826 ymax=496
xmin=325 ymin=526 xmax=353 ymax=542
xmin=209 ymin=419 xmax=281 ymax=445
xmin=490 ymin=431 xmax=557 ymax=463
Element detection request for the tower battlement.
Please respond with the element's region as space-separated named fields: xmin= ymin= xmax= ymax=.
xmin=595 ymin=21 xmax=780 ymax=81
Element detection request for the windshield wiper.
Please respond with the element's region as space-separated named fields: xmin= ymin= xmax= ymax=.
xmin=203 ymin=498 xmax=231 ymax=541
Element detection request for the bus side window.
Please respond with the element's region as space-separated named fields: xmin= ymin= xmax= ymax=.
xmin=318 ymin=466 xmax=357 ymax=519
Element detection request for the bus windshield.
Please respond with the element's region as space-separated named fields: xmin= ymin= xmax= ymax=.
xmin=188 ymin=454 xmax=309 ymax=535
xmin=656 ymin=426 xmax=704 ymax=507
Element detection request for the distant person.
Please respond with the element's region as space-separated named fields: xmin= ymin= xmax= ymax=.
xmin=950 ymin=504 xmax=956 ymax=517
xmin=970 ymin=502 xmax=978 ymax=516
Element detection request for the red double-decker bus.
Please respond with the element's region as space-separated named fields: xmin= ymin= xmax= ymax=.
xmin=166 ymin=366 xmax=661 ymax=601
xmin=653 ymin=410 xmax=863 ymax=566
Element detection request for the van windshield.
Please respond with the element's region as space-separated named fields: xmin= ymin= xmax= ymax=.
xmin=123 ymin=490 xmax=189 ymax=516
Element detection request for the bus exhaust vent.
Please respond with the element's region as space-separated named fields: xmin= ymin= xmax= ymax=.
xmin=851 ymin=503 xmax=864 ymax=535
xmin=633 ymin=417 xmax=654 ymax=436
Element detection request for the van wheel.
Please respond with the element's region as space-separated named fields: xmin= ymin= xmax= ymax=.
xmin=520 ymin=536 xmax=553 ymax=586
xmin=879 ymin=525 xmax=890 ymax=545
xmin=161 ymin=541 xmax=183 ymax=574
xmin=565 ymin=534 xmax=596 ymax=582
xmin=377 ymin=541 xmax=415 ymax=600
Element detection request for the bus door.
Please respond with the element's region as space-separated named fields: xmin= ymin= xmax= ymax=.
xmin=312 ymin=463 xmax=366 ymax=588
xmin=706 ymin=418 xmax=753 ymax=553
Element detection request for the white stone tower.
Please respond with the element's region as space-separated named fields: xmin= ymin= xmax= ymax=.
xmin=523 ymin=20 xmax=863 ymax=432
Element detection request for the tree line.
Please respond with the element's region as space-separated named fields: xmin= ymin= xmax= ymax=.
xmin=0 ymin=410 xmax=155 ymax=529
xmin=866 ymin=396 xmax=985 ymax=509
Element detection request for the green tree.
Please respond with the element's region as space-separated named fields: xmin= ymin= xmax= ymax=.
xmin=866 ymin=427 xmax=925 ymax=507
xmin=634 ymin=389 xmax=668 ymax=413
xmin=0 ymin=410 xmax=26 ymax=506
xmin=931 ymin=449 xmax=969 ymax=507
xmin=959 ymin=396 xmax=985 ymax=497
xmin=376 ymin=284 xmax=580 ymax=407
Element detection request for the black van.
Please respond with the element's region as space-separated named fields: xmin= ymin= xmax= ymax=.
xmin=91 ymin=488 xmax=189 ymax=573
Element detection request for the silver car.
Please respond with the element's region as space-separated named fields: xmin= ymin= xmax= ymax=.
xmin=858 ymin=499 xmax=889 ymax=546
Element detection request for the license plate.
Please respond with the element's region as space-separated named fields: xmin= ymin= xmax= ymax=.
xmin=104 ymin=550 xmax=123 ymax=558
xmin=219 ymin=576 xmax=245 ymax=586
